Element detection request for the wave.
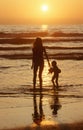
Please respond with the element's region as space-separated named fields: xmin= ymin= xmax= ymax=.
xmin=0 ymin=38 xmax=33 ymax=44
xmin=0 ymin=32 xmax=83 ymax=60
xmin=0 ymin=83 xmax=83 ymax=97
xmin=0 ymin=37 xmax=83 ymax=45
xmin=0 ymin=31 xmax=83 ymax=45
xmin=0 ymin=46 xmax=83 ymax=51
xmin=0 ymin=46 xmax=31 ymax=50
xmin=51 ymin=31 xmax=83 ymax=37
xmin=0 ymin=31 xmax=83 ymax=37
xmin=45 ymin=46 xmax=83 ymax=50
xmin=0 ymin=52 xmax=83 ymax=60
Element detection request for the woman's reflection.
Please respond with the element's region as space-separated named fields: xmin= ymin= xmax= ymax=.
xmin=32 ymin=91 xmax=45 ymax=125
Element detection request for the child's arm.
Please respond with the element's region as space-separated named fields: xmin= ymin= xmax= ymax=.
xmin=48 ymin=67 xmax=53 ymax=74
xmin=58 ymin=67 xmax=61 ymax=73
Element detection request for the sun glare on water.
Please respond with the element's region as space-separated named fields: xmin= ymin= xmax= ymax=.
xmin=41 ymin=5 xmax=48 ymax=12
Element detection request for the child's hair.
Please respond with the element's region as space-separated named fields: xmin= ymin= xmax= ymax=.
xmin=48 ymin=60 xmax=57 ymax=74
xmin=51 ymin=60 xmax=57 ymax=67
xmin=49 ymin=60 xmax=61 ymax=74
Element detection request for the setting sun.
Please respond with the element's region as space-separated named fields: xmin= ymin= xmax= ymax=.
xmin=41 ymin=5 xmax=48 ymax=12
xmin=0 ymin=0 xmax=83 ymax=24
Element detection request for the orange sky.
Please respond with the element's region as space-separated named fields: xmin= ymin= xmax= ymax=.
xmin=0 ymin=0 xmax=83 ymax=24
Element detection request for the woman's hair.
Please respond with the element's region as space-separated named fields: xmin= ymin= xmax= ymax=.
xmin=33 ymin=37 xmax=43 ymax=49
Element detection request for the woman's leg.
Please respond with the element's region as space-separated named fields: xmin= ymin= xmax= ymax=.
xmin=33 ymin=65 xmax=38 ymax=89
xmin=39 ymin=64 xmax=44 ymax=89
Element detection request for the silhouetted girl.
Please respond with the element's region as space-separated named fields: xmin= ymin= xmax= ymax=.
xmin=31 ymin=37 xmax=50 ymax=89
xmin=49 ymin=60 xmax=61 ymax=89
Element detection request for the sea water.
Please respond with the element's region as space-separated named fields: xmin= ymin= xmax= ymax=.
xmin=0 ymin=24 xmax=83 ymax=114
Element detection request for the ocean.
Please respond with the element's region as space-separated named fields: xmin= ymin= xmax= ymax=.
xmin=0 ymin=24 xmax=83 ymax=108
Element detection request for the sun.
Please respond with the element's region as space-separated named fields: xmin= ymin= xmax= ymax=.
xmin=41 ymin=5 xmax=48 ymax=12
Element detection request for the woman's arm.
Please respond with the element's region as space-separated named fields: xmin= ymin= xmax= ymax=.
xmin=44 ymin=47 xmax=50 ymax=67
xmin=31 ymin=48 xmax=34 ymax=69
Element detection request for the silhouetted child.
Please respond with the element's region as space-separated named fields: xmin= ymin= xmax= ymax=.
xmin=49 ymin=60 xmax=61 ymax=89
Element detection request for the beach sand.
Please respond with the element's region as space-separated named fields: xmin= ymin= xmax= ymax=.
xmin=0 ymin=94 xmax=83 ymax=130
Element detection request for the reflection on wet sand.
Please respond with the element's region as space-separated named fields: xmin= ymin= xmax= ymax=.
xmin=50 ymin=89 xmax=62 ymax=116
xmin=2 ymin=89 xmax=83 ymax=130
xmin=32 ymin=91 xmax=45 ymax=125
xmin=32 ymin=88 xmax=62 ymax=126
xmin=31 ymin=89 xmax=59 ymax=129
xmin=30 ymin=89 xmax=83 ymax=130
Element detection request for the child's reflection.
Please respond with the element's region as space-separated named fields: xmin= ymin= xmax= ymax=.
xmin=32 ymin=91 xmax=45 ymax=125
xmin=50 ymin=89 xmax=62 ymax=116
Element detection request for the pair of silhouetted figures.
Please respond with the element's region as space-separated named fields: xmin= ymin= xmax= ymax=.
xmin=31 ymin=37 xmax=61 ymax=90
xmin=31 ymin=37 xmax=61 ymax=125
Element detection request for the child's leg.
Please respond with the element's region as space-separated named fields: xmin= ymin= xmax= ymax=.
xmin=52 ymin=75 xmax=56 ymax=88
xmin=56 ymin=76 xmax=59 ymax=88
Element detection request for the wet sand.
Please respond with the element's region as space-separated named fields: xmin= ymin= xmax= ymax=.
xmin=4 ymin=122 xmax=83 ymax=130
xmin=0 ymin=94 xmax=83 ymax=130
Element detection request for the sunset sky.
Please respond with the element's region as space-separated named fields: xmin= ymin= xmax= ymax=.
xmin=0 ymin=0 xmax=83 ymax=25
